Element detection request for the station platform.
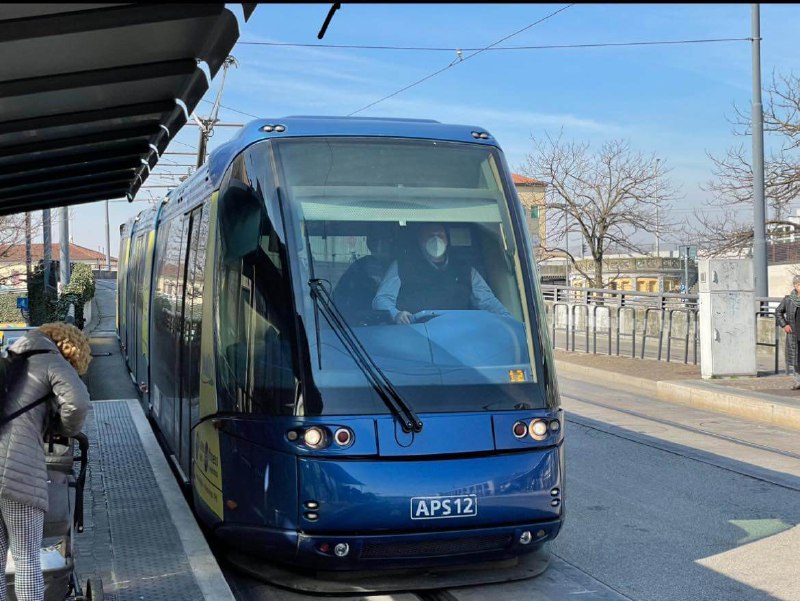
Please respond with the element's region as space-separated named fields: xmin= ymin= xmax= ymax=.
xmin=555 ymin=349 xmax=800 ymax=432
xmin=73 ymin=284 xmax=235 ymax=601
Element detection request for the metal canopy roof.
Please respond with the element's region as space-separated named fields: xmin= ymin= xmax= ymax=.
xmin=0 ymin=3 xmax=256 ymax=216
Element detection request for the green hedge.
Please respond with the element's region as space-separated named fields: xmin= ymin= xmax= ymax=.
xmin=27 ymin=263 xmax=57 ymax=327
xmin=63 ymin=263 xmax=95 ymax=303
xmin=0 ymin=293 xmax=26 ymax=323
xmin=27 ymin=262 xmax=96 ymax=328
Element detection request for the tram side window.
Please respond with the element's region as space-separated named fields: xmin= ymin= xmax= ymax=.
xmin=216 ymin=174 xmax=297 ymax=416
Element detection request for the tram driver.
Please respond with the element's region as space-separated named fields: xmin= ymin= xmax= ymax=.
xmin=372 ymin=222 xmax=511 ymax=324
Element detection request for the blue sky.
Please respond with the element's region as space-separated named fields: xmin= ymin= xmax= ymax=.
xmin=66 ymin=3 xmax=800 ymax=257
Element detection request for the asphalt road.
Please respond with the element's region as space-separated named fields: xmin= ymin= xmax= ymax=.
xmin=553 ymin=376 xmax=800 ymax=601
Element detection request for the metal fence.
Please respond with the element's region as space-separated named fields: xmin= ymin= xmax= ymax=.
xmin=540 ymin=285 xmax=785 ymax=373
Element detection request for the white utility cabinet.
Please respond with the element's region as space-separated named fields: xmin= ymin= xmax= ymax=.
xmin=697 ymin=259 xmax=756 ymax=378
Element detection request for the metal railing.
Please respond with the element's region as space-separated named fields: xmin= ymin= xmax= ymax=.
xmin=756 ymin=297 xmax=782 ymax=374
xmin=541 ymin=285 xmax=784 ymax=372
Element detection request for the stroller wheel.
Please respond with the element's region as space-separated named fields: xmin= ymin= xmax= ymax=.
xmin=85 ymin=577 xmax=104 ymax=601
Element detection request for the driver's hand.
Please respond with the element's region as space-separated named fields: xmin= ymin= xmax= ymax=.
xmin=395 ymin=311 xmax=413 ymax=325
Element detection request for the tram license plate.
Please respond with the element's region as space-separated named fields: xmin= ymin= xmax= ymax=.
xmin=410 ymin=495 xmax=478 ymax=520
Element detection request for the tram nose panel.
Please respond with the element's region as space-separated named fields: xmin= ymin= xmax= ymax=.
xmin=297 ymin=448 xmax=562 ymax=532
xmin=376 ymin=414 xmax=494 ymax=456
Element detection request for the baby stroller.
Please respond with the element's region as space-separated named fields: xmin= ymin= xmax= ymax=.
xmin=6 ymin=432 xmax=103 ymax=601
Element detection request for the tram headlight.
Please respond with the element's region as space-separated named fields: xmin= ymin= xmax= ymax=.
xmin=303 ymin=427 xmax=326 ymax=448
xmin=549 ymin=419 xmax=561 ymax=433
xmin=529 ymin=419 xmax=549 ymax=440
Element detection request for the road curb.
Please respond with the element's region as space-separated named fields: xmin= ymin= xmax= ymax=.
xmin=555 ymin=359 xmax=800 ymax=432
xmin=555 ymin=360 xmax=658 ymax=395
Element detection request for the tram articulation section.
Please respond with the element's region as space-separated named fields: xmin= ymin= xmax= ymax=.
xmin=116 ymin=116 xmax=565 ymax=585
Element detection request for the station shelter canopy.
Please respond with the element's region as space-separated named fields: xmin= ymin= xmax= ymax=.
xmin=0 ymin=3 xmax=256 ymax=216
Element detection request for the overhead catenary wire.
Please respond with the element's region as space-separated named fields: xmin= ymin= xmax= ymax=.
xmin=199 ymin=97 xmax=261 ymax=120
xmin=347 ymin=3 xmax=575 ymax=116
xmin=238 ymin=36 xmax=752 ymax=52
xmin=209 ymin=30 xmax=753 ymax=124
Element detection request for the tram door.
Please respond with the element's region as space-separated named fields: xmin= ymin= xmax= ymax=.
xmin=128 ymin=235 xmax=145 ymax=376
xmin=178 ymin=206 xmax=207 ymax=476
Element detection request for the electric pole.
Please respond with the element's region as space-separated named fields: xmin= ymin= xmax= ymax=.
xmin=655 ymin=158 xmax=660 ymax=257
xmin=25 ymin=213 xmax=32 ymax=284
xmin=105 ymin=199 xmax=111 ymax=270
xmin=194 ymin=55 xmax=238 ymax=168
xmin=59 ymin=206 xmax=70 ymax=290
xmin=751 ymin=4 xmax=768 ymax=296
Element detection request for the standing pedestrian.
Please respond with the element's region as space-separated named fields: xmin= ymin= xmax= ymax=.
xmin=0 ymin=323 xmax=91 ymax=601
xmin=776 ymin=275 xmax=800 ymax=390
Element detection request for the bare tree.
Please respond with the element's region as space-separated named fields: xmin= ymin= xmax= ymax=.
xmin=0 ymin=212 xmax=42 ymax=288
xmin=699 ymin=70 xmax=800 ymax=254
xmin=521 ymin=133 xmax=679 ymax=287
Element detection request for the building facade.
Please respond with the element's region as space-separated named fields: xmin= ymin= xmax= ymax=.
xmin=538 ymin=254 xmax=698 ymax=293
xmin=0 ymin=243 xmax=116 ymax=288
xmin=512 ymin=173 xmax=546 ymax=259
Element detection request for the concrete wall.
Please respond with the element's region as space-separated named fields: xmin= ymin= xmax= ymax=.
xmin=93 ymin=269 xmax=117 ymax=280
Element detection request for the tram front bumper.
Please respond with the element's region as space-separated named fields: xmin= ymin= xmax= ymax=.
xmin=216 ymin=518 xmax=562 ymax=571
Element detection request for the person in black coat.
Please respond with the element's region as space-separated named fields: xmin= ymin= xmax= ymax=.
xmin=333 ymin=226 xmax=394 ymax=323
xmin=775 ymin=275 xmax=800 ymax=389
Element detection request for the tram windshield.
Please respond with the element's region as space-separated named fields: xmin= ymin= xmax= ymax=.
xmin=274 ymin=137 xmax=545 ymax=415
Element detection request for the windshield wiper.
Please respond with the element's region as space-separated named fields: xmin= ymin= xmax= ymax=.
xmin=308 ymin=279 xmax=423 ymax=433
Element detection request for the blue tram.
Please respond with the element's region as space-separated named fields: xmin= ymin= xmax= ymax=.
xmin=117 ymin=116 xmax=564 ymax=573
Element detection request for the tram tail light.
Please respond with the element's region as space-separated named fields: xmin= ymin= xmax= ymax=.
xmin=512 ymin=421 xmax=528 ymax=438
xmin=334 ymin=427 xmax=354 ymax=447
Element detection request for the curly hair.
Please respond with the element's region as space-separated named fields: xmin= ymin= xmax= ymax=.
xmin=38 ymin=322 xmax=92 ymax=376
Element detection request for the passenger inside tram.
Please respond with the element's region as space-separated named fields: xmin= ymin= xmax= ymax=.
xmin=372 ymin=222 xmax=511 ymax=325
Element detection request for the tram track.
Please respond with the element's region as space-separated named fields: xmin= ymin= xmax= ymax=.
xmin=563 ymin=391 xmax=800 ymax=492
xmin=415 ymin=591 xmax=460 ymax=601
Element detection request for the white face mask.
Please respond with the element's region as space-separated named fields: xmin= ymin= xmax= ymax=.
xmin=425 ymin=235 xmax=447 ymax=259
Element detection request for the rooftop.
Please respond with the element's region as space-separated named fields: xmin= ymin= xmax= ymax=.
xmin=0 ymin=242 xmax=115 ymax=262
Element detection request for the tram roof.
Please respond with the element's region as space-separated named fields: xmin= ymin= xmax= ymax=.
xmin=0 ymin=3 xmax=256 ymax=217
xmin=205 ymin=116 xmax=500 ymax=187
